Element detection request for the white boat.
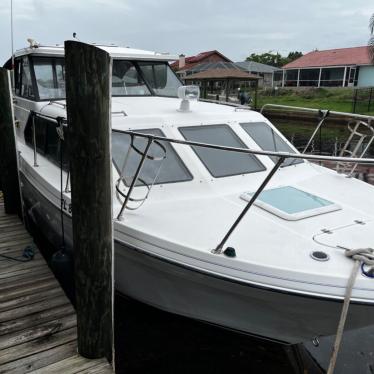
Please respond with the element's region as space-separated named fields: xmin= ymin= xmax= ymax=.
xmin=5 ymin=42 xmax=374 ymax=345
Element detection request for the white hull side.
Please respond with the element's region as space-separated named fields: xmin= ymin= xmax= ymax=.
xmin=20 ymin=171 xmax=374 ymax=344
xmin=115 ymin=241 xmax=373 ymax=344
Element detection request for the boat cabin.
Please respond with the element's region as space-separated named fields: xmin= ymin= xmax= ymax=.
xmin=7 ymin=44 xmax=303 ymax=210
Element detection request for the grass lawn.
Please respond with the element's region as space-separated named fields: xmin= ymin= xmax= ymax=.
xmin=252 ymin=87 xmax=374 ymax=115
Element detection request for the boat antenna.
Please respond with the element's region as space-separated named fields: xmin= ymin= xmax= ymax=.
xmin=10 ymin=0 xmax=15 ymax=87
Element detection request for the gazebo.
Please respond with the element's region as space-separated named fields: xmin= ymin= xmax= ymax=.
xmin=184 ymin=68 xmax=260 ymax=104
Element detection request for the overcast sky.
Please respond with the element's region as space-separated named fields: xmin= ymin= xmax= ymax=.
xmin=0 ymin=0 xmax=373 ymax=65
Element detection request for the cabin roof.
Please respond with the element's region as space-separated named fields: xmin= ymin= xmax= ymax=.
xmin=13 ymin=44 xmax=179 ymax=61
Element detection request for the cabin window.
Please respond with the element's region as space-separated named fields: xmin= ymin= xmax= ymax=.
xmin=138 ymin=62 xmax=182 ymax=97
xmin=33 ymin=57 xmax=66 ymax=100
xmin=15 ymin=56 xmax=35 ymax=99
xmin=240 ymin=122 xmax=303 ymax=167
xmin=179 ymin=125 xmax=265 ymax=178
xmin=112 ymin=61 xmax=151 ymax=96
xmin=24 ymin=115 xmax=69 ymax=170
xmin=14 ymin=59 xmax=22 ymax=95
xmin=112 ymin=129 xmax=192 ymax=185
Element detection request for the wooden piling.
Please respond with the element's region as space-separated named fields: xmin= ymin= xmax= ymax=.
xmin=64 ymin=41 xmax=113 ymax=360
xmin=0 ymin=68 xmax=21 ymax=215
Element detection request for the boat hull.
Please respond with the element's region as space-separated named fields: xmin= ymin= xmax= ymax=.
xmin=19 ymin=172 xmax=374 ymax=344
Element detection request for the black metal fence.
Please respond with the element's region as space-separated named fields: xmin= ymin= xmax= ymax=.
xmin=352 ymin=87 xmax=374 ymax=114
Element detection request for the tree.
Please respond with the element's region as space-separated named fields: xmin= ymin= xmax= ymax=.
xmin=245 ymin=51 xmax=303 ymax=67
xmin=370 ymin=14 xmax=374 ymax=63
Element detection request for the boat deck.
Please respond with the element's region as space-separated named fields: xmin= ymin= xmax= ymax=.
xmin=0 ymin=195 xmax=112 ymax=373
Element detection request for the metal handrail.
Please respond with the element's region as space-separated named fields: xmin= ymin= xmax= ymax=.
xmin=112 ymin=129 xmax=374 ymax=165
xmin=113 ymin=129 xmax=374 ymax=254
xmin=301 ymin=110 xmax=329 ymax=154
xmin=260 ymin=103 xmax=374 ymax=122
xmin=28 ymin=113 xmax=374 ymax=255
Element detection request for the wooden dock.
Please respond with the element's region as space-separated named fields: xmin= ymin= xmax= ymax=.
xmin=0 ymin=195 xmax=113 ymax=373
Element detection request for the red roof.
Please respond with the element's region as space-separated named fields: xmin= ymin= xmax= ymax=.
xmin=283 ymin=46 xmax=372 ymax=69
xmin=170 ymin=50 xmax=232 ymax=70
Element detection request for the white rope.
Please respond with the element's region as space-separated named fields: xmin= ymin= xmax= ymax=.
xmin=326 ymin=248 xmax=374 ymax=374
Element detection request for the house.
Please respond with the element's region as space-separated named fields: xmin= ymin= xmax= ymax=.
xmin=235 ymin=61 xmax=278 ymax=87
xmin=171 ymin=50 xmax=232 ymax=79
xmin=277 ymin=46 xmax=374 ymax=88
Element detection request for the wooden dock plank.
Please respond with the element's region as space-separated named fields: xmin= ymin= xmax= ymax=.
xmin=28 ymin=354 xmax=113 ymax=374
xmin=0 ymin=198 xmax=112 ymax=373
xmin=0 ymin=314 xmax=76 ymax=350
xmin=0 ymin=341 xmax=77 ymax=373
xmin=0 ymin=304 xmax=74 ymax=335
xmin=0 ymin=291 xmax=68 ymax=317
xmin=0 ymin=326 xmax=77 ymax=364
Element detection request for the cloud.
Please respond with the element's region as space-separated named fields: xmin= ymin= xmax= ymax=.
xmin=0 ymin=0 xmax=373 ymax=65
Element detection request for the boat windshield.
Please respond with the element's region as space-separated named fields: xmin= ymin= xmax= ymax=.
xmin=137 ymin=61 xmax=182 ymax=97
xmin=29 ymin=57 xmax=182 ymax=100
xmin=33 ymin=57 xmax=66 ymax=100
xmin=112 ymin=60 xmax=182 ymax=97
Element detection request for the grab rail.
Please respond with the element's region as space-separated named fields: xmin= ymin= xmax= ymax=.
xmin=260 ymin=103 xmax=374 ymax=122
xmin=112 ymin=129 xmax=374 ymax=254
xmin=28 ymin=111 xmax=374 ymax=255
xmin=112 ymin=129 xmax=374 ymax=165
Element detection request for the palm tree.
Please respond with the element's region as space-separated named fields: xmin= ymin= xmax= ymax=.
xmin=370 ymin=14 xmax=374 ymax=62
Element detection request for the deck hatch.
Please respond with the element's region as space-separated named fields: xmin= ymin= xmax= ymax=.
xmin=241 ymin=186 xmax=341 ymax=220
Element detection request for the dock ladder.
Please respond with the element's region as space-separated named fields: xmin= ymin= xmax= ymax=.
xmin=336 ymin=119 xmax=374 ymax=176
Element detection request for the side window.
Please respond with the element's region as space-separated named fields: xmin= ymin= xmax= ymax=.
xmin=240 ymin=122 xmax=303 ymax=167
xmin=14 ymin=59 xmax=22 ymax=95
xmin=179 ymin=125 xmax=266 ymax=178
xmin=112 ymin=129 xmax=192 ymax=185
xmin=24 ymin=115 xmax=69 ymax=170
xmin=20 ymin=57 xmax=35 ymax=99
xmin=24 ymin=116 xmax=47 ymax=154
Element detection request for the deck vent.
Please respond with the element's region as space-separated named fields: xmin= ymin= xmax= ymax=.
xmin=310 ymin=251 xmax=329 ymax=262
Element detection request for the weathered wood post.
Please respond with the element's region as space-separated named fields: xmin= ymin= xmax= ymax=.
xmin=65 ymin=41 xmax=113 ymax=360
xmin=0 ymin=67 xmax=21 ymax=215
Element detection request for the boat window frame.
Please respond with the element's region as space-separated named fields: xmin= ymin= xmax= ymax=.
xmin=111 ymin=59 xmax=153 ymax=98
xmin=178 ymin=124 xmax=267 ymax=178
xmin=13 ymin=55 xmax=183 ymax=101
xmin=136 ymin=60 xmax=183 ymax=98
xmin=14 ymin=55 xmax=38 ymax=100
xmin=24 ymin=113 xmax=69 ymax=170
xmin=13 ymin=55 xmax=66 ymax=102
xmin=31 ymin=56 xmax=66 ymax=102
xmin=239 ymin=122 xmax=303 ymax=167
xmin=111 ymin=59 xmax=183 ymax=99
xmin=112 ymin=128 xmax=194 ymax=186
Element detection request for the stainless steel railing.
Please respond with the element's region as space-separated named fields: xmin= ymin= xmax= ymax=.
xmin=112 ymin=129 xmax=374 ymax=254
xmin=260 ymin=103 xmax=374 ymax=174
xmin=260 ymin=103 xmax=374 ymax=122
xmin=28 ymin=111 xmax=374 ymax=255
